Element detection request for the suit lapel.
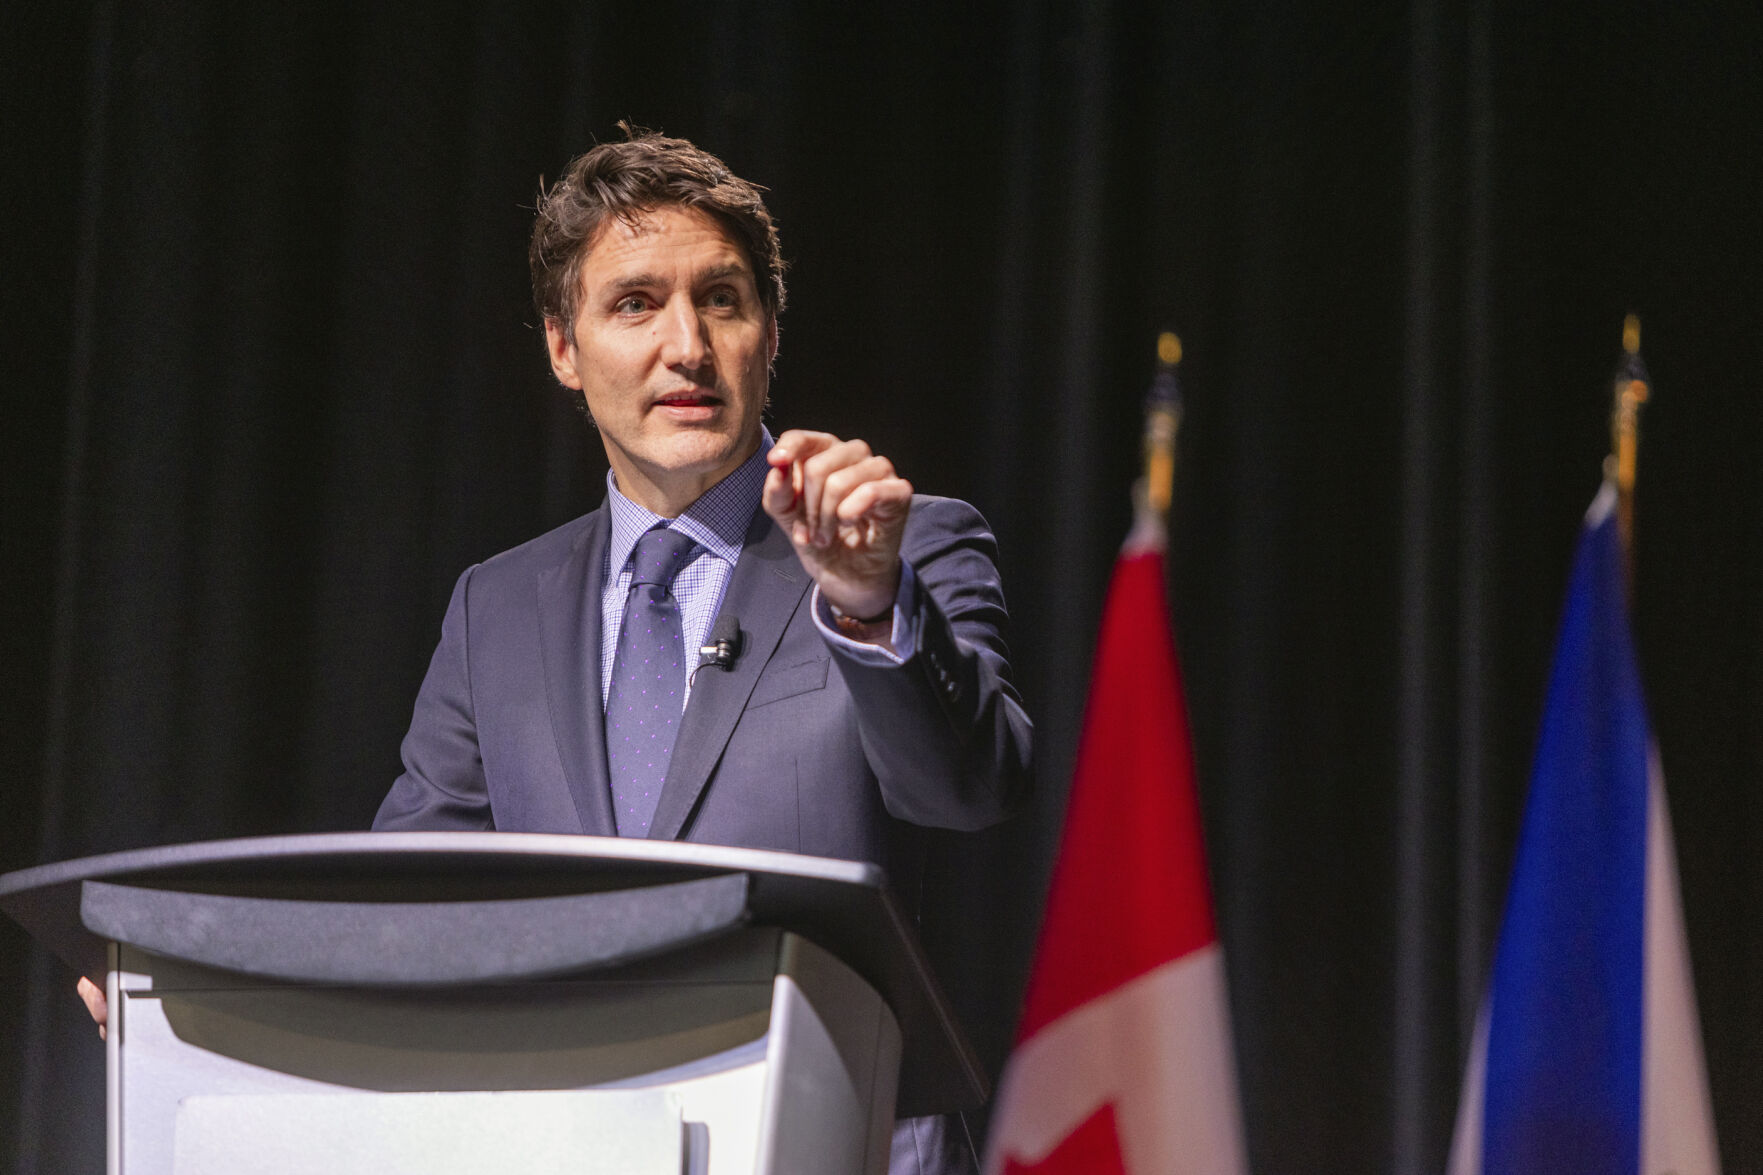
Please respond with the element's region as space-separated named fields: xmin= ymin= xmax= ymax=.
xmin=536 ymin=506 xmax=618 ymax=837
xmin=647 ymin=511 xmax=810 ymax=841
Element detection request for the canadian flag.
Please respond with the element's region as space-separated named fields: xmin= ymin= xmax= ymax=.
xmin=984 ymin=530 xmax=1249 ymax=1174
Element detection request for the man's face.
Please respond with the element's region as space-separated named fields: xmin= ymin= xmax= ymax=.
xmin=546 ymin=205 xmax=777 ymax=517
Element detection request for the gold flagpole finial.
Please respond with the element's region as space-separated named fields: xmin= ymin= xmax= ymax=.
xmin=1605 ymin=313 xmax=1650 ymax=561
xmin=1157 ymin=331 xmax=1183 ymax=366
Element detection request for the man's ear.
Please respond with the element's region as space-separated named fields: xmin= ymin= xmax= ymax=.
xmin=545 ymin=318 xmax=584 ymax=389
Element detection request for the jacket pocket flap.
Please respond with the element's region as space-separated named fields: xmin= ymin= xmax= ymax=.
xmin=745 ymin=657 xmax=830 ymax=709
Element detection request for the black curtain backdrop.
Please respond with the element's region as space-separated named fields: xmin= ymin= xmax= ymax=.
xmin=4 ymin=2 xmax=1760 ymax=1172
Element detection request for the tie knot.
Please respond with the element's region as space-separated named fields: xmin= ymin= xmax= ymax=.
xmin=629 ymin=526 xmax=700 ymax=589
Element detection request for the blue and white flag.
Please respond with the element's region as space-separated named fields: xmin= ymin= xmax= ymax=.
xmin=1448 ymin=482 xmax=1720 ymax=1175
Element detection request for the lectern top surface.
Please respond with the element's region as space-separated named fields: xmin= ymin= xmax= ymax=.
xmin=1 ymin=831 xmax=884 ymax=893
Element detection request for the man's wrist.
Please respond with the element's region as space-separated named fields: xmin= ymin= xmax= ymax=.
xmin=828 ymin=602 xmax=894 ymax=642
xmin=827 ymin=600 xmax=895 ymax=626
xmin=812 ymin=563 xmax=918 ymax=659
xmin=819 ymin=566 xmax=901 ymax=631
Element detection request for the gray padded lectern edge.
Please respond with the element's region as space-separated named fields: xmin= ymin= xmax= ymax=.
xmin=0 ymin=832 xmax=989 ymax=1175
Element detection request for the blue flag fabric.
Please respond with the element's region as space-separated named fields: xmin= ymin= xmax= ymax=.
xmin=1481 ymin=486 xmax=1647 ymax=1174
xmin=1450 ymin=481 xmax=1720 ymax=1175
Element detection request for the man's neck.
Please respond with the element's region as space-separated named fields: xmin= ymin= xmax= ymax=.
xmin=606 ymin=433 xmax=771 ymax=519
xmin=606 ymin=440 xmax=764 ymax=518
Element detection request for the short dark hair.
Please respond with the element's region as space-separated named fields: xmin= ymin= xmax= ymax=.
xmin=529 ymin=127 xmax=786 ymax=340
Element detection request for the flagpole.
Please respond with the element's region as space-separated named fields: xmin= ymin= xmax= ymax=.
xmin=1133 ymin=332 xmax=1184 ymax=551
xmin=1606 ymin=314 xmax=1651 ymax=570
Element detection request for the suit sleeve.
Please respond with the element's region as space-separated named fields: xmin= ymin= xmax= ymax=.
xmin=826 ymin=496 xmax=1033 ymax=831
xmin=373 ymin=566 xmax=496 ymax=830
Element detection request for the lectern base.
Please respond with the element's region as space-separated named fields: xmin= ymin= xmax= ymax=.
xmin=109 ymin=927 xmax=900 ymax=1175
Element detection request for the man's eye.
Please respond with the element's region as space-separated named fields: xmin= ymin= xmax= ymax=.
xmin=616 ymin=296 xmax=649 ymax=314
xmin=706 ymin=289 xmax=738 ymax=309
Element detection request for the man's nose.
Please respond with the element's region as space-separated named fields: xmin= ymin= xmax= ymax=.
xmin=657 ymin=296 xmax=710 ymax=372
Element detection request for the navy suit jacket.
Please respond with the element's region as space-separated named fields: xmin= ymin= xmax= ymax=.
xmin=376 ymin=492 xmax=1031 ymax=893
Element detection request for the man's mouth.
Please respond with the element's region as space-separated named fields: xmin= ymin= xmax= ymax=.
xmin=654 ymin=391 xmax=722 ymax=411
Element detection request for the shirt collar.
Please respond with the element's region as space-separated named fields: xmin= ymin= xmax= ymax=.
xmin=605 ymin=427 xmax=772 ymax=575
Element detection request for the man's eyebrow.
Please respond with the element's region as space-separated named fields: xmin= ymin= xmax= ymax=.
xmin=604 ymin=262 xmax=754 ymax=294
xmin=695 ymin=261 xmax=753 ymax=284
xmin=607 ymin=272 xmax=665 ymax=294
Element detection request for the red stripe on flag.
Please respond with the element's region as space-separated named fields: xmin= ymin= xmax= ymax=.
xmin=1001 ymin=1103 xmax=1128 ymax=1174
xmin=1016 ymin=549 xmax=1218 ymax=1039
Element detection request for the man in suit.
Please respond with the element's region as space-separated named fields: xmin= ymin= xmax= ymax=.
xmin=84 ymin=129 xmax=1030 ymax=1173
xmin=375 ymin=132 xmax=1033 ymax=1173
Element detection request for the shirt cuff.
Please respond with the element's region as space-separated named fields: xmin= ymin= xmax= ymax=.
xmin=812 ymin=561 xmax=920 ymax=663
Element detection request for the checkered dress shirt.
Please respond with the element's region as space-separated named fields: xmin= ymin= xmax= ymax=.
xmin=599 ymin=434 xmax=775 ymax=710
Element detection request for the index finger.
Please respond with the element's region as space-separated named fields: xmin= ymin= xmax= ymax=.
xmin=767 ymin=430 xmax=842 ymax=525
xmin=761 ymin=463 xmax=800 ymax=521
xmin=768 ymin=429 xmax=840 ymax=467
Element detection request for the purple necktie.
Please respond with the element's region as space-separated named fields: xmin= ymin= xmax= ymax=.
xmin=606 ymin=526 xmax=701 ymax=837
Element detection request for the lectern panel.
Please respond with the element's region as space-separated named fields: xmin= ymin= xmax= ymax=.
xmin=111 ymin=928 xmax=894 ymax=1175
xmin=173 ymin=1089 xmax=685 ymax=1175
